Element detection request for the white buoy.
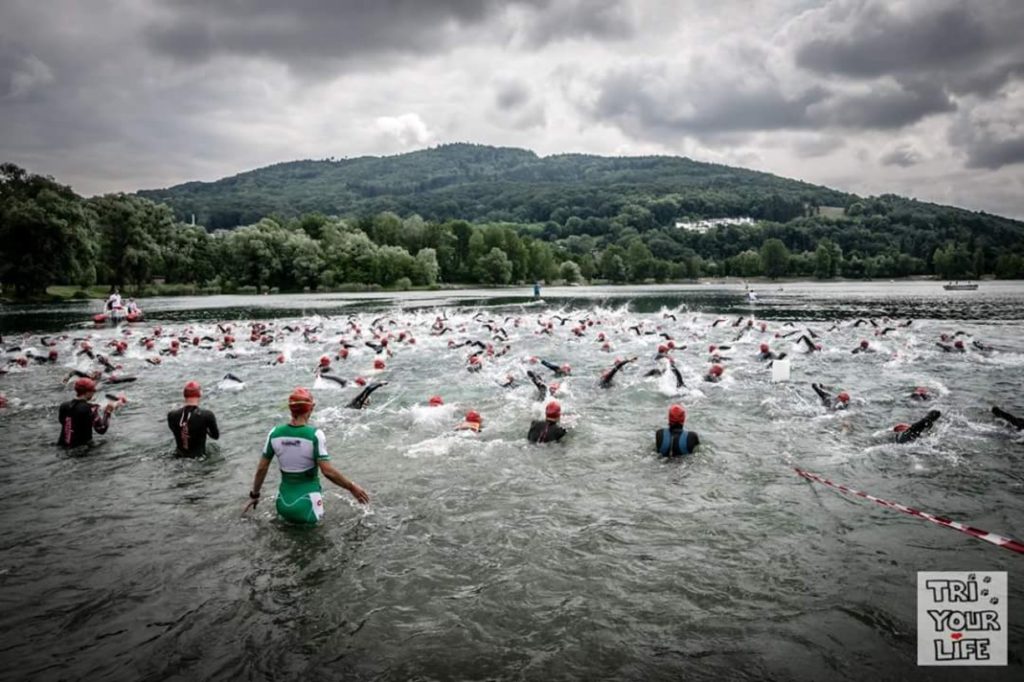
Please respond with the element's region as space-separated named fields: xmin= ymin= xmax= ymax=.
xmin=771 ymin=357 xmax=791 ymax=383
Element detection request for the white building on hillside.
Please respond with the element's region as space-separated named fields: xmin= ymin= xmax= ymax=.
xmin=674 ymin=217 xmax=755 ymax=233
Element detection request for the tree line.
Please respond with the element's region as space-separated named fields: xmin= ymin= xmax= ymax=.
xmin=2 ymin=162 xmax=1024 ymax=299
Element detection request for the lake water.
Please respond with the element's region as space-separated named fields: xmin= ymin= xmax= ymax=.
xmin=1 ymin=281 xmax=1022 ymax=680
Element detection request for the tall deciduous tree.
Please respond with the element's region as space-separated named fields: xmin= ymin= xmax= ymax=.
xmin=760 ymin=238 xmax=790 ymax=279
xmin=0 ymin=164 xmax=96 ymax=298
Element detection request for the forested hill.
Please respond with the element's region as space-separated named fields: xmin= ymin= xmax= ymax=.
xmin=138 ymin=143 xmax=855 ymax=230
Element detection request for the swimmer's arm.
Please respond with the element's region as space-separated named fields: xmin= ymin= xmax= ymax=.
xmin=207 ymin=412 xmax=220 ymax=440
xmin=89 ymin=402 xmax=113 ymax=434
xmin=317 ymin=461 xmax=369 ymax=504
xmin=243 ymin=458 xmax=272 ymax=513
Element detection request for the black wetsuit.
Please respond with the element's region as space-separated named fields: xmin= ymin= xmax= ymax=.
xmin=57 ymin=399 xmax=110 ymax=447
xmin=811 ymin=383 xmax=844 ymax=410
xmin=527 ymin=420 xmax=567 ymax=443
xmin=992 ymin=407 xmax=1024 ymax=430
xmin=655 ymin=426 xmax=700 ymax=456
xmin=526 ymin=370 xmax=548 ymax=400
xmin=895 ymin=410 xmax=941 ymax=444
xmin=347 ymin=382 xmax=386 ymax=409
xmin=601 ymin=358 xmax=636 ymax=388
xmin=540 ymin=360 xmax=570 ymax=377
xmin=167 ymin=405 xmax=220 ymax=457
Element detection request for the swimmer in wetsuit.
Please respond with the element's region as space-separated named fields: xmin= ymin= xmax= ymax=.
xmin=757 ymin=343 xmax=786 ymax=361
xmin=796 ymin=335 xmax=821 ymax=352
xmin=527 ymin=401 xmax=568 ymax=444
xmin=811 ymin=383 xmax=849 ymax=410
xmin=243 ymin=387 xmax=369 ymax=524
xmin=851 ymin=340 xmax=875 ymax=354
xmin=992 ymin=407 xmax=1024 ymax=430
xmin=601 ymin=356 xmax=637 ymax=388
xmin=455 ymin=410 xmax=483 ymax=432
xmin=655 ymin=404 xmax=700 ymax=456
xmin=526 ymin=370 xmax=549 ymax=400
xmin=704 ymin=364 xmax=724 ymax=383
xmin=347 ymin=381 xmax=387 ymax=409
xmin=893 ymin=410 xmax=941 ymax=444
xmin=167 ymin=381 xmax=220 ymax=457
xmin=540 ymin=360 xmax=571 ymax=377
xmin=56 ymin=378 xmax=113 ymax=448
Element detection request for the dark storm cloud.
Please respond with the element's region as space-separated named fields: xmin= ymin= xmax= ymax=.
xmin=794 ymin=0 xmax=1024 ymax=96
xmin=589 ymin=63 xmax=828 ymax=138
xmin=495 ymin=81 xmax=531 ymax=111
xmin=144 ymin=0 xmax=510 ymax=66
xmin=880 ymin=145 xmax=922 ymax=168
xmin=517 ymin=0 xmax=637 ymax=46
xmin=808 ymin=80 xmax=955 ymax=130
xmin=492 ymin=79 xmax=545 ymax=129
xmin=144 ymin=0 xmax=627 ymax=70
xmin=949 ymin=113 xmax=1024 ymax=170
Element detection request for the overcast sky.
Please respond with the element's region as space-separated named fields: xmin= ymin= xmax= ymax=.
xmin=1 ymin=0 xmax=1022 ymax=218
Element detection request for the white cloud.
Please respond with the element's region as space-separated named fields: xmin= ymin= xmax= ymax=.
xmin=373 ymin=113 xmax=434 ymax=148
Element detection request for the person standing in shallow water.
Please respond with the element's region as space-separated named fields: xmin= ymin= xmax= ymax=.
xmin=243 ymin=387 xmax=369 ymax=524
xmin=167 ymin=380 xmax=219 ymax=457
xmin=56 ymin=378 xmax=113 ymax=448
xmin=655 ymin=404 xmax=700 ymax=456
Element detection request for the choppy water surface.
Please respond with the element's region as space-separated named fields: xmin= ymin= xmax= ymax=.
xmin=1 ymin=282 xmax=1023 ymax=681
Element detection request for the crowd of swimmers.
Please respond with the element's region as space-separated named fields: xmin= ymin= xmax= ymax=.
xmin=2 ymin=308 xmax=1022 ymax=525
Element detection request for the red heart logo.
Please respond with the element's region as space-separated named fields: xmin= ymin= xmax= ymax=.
xmin=951 ymin=633 xmax=963 ymax=640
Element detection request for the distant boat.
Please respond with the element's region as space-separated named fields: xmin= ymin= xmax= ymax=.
xmin=943 ymin=282 xmax=978 ymax=291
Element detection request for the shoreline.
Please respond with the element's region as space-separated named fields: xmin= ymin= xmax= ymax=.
xmin=0 ymin=275 xmax=994 ymax=305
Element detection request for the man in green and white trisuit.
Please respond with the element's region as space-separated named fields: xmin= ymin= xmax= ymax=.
xmin=244 ymin=387 xmax=369 ymax=523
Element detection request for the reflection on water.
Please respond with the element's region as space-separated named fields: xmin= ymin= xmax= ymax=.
xmin=0 ymin=281 xmax=1022 ymax=680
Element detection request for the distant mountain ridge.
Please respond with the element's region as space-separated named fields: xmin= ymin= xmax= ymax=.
xmin=138 ymin=143 xmax=862 ymax=230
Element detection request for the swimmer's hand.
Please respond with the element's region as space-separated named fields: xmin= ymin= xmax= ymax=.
xmin=242 ymin=496 xmax=259 ymax=514
xmin=347 ymin=483 xmax=370 ymax=505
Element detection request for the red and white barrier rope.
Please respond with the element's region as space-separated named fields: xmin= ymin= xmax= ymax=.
xmin=794 ymin=467 xmax=1024 ymax=555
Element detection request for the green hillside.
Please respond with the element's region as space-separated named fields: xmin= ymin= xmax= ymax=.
xmin=138 ymin=143 xmax=853 ymax=230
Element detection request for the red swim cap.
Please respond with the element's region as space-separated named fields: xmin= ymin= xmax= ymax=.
xmin=860 ymin=340 xmax=869 ymax=349
xmin=760 ymin=322 xmax=767 ymax=331
xmin=338 ymin=348 xmax=349 ymax=359
xmin=183 ymin=381 xmax=201 ymax=398
xmin=893 ymin=423 xmax=910 ymax=433
xmin=74 ymin=377 xmax=96 ymax=395
xmin=709 ymin=345 xmax=717 ymax=353
xmin=373 ymin=359 xmax=385 ymax=370
xmin=48 ymin=349 xmax=58 ymax=359
xmin=667 ymin=340 xmax=675 ymax=349
xmin=658 ymin=345 xmax=668 ymax=354
xmin=602 ymin=342 xmax=611 ymax=351
xmin=549 ymin=382 xmax=560 ymax=395
xmin=561 ymin=364 xmax=571 ymax=374
xmin=760 ymin=343 xmax=769 ymax=353
xmin=354 ymin=376 xmax=367 ymax=386
xmin=171 ymin=339 xmax=180 ymax=348
xmin=915 ymin=386 xmax=928 ymax=396
xmin=429 ymin=395 xmax=444 ymax=406
xmin=288 ymin=387 xmax=315 ymax=413
xmin=710 ymin=364 xmax=724 ymax=376
xmin=469 ymin=355 xmax=480 ymax=364
xmin=837 ymin=391 xmax=850 ymax=403
xmin=319 ymin=355 xmax=331 ymax=367
xmin=546 ymin=401 xmax=561 ymax=420
xmin=668 ymin=404 xmax=686 ymax=425
xmin=466 ymin=410 xmax=482 ymax=424
xmin=954 ymin=340 xmax=964 ymax=349
xmin=276 ymin=354 xmax=286 ymax=364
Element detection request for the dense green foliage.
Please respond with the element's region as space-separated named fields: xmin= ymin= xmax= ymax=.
xmin=3 ymin=146 xmax=1024 ymax=298
xmin=139 ymin=143 xmax=848 ymax=230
